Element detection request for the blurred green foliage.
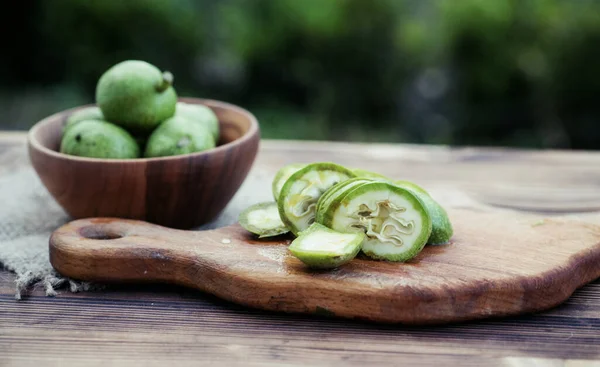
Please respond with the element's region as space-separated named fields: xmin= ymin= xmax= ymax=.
xmin=3 ymin=0 xmax=600 ymax=149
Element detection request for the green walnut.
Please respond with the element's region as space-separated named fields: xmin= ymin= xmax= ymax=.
xmin=60 ymin=120 xmax=140 ymax=159
xmin=64 ymin=106 xmax=104 ymax=134
xmin=144 ymin=116 xmax=216 ymax=158
xmin=95 ymin=60 xmax=177 ymax=132
xmin=176 ymin=102 xmax=220 ymax=142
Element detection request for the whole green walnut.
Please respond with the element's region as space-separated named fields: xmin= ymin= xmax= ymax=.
xmin=144 ymin=116 xmax=215 ymax=158
xmin=64 ymin=106 xmax=104 ymax=134
xmin=175 ymin=102 xmax=220 ymax=142
xmin=60 ymin=120 xmax=140 ymax=159
xmin=95 ymin=60 xmax=177 ymax=133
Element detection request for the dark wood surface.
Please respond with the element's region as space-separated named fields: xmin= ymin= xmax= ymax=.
xmin=1 ymin=133 xmax=599 ymax=366
xmin=28 ymin=98 xmax=259 ymax=229
xmin=49 ymin=211 xmax=600 ymax=325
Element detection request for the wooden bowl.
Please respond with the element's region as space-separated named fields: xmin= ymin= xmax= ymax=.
xmin=28 ymin=98 xmax=260 ymax=229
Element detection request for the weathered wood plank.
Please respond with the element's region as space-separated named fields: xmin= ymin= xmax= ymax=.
xmin=1 ymin=288 xmax=599 ymax=364
xmin=1 ymin=270 xmax=599 ymax=364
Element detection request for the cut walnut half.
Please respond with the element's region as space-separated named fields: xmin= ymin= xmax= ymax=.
xmin=277 ymin=163 xmax=355 ymax=236
xmin=326 ymin=181 xmax=432 ymax=262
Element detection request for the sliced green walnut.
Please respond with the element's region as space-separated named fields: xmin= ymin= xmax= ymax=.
xmin=278 ymin=162 xmax=355 ymax=236
xmin=394 ymin=180 xmax=430 ymax=196
xmin=288 ymin=223 xmax=364 ymax=269
xmin=327 ymin=182 xmax=432 ymax=262
xmin=315 ymin=178 xmax=364 ymax=218
xmin=352 ymin=168 xmax=390 ymax=181
xmin=238 ymin=202 xmax=289 ymax=238
xmin=315 ymin=178 xmax=375 ymax=226
xmin=271 ymin=163 xmax=307 ymax=201
xmin=315 ymin=180 xmax=347 ymax=219
xmin=394 ymin=181 xmax=453 ymax=245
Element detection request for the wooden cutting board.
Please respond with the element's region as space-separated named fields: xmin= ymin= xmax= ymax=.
xmin=49 ymin=208 xmax=600 ymax=324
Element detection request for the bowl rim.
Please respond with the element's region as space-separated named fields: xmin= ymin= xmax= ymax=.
xmin=27 ymin=97 xmax=260 ymax=163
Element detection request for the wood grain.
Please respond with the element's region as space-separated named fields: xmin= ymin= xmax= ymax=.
xmin=2 ymin=134 xmax=600 ymax=365
xmin=48 ymin=208 xmax=600 ymax=324
xmin=1 ymin=277 xmax=599 ymax=366
xmin=26 ymin=98 xmax=260 ymax=229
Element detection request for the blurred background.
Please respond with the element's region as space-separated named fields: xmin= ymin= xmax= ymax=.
xmin=3 ymin=0 xmax=600 ymax=149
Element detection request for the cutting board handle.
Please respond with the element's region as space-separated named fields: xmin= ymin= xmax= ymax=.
xmin=49 ymin=218 xmax=228 ymax=288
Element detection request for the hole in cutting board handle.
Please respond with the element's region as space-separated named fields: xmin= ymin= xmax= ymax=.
xmin=79 ymin=224 xmax=124 ymax=240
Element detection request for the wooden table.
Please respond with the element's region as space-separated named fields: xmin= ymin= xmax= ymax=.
xmin=1 ymin=133 xmax=599 ymax=366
